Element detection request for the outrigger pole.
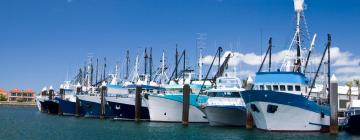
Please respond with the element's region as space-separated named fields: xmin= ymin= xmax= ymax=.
xmin=258 ymin=38 xmax=272 ymax=72
xmin=307 ymin=34 xmax=331 ymax=99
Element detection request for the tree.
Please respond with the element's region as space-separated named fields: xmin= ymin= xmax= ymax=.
xmin=16 ymin=97 xmax=25 ymax=102
xmin=354 ymin=79 xmax=360 ymax=100
xmin=346 ymin=81 xmax=353 ymax=102
xmin=0 ymin=94 xmax=7 ymax=101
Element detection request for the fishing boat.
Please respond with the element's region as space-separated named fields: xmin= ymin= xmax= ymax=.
xmin=147 ymin=70 xmax=210 ymax=123
xmin=241 ymin=0 xmax=332 ymax=131
xmin=55 ymin=81 xmax=81 ymax=116
xmin=344 ymin=100 xmax=360 ymax=134
xmin=78 ymin=81 xmax=117 ymax=118
xmin=204 ymin=75 xmax=246 ymax=126
xmin=41 ymin=86 xmax=60 ymax=114
xmin=107 ymin=83 xmax=164 ymax=120
xmin=36 ymin=87 xmax=48 ymax=112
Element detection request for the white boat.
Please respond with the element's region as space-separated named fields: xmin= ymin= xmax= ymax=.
xmin=241 ymin=0 xmax=331 ymax=131
xmin=147 ymin=93 xmax=208 ymax=122
xmin=35 ymin=87 xmax=48 ymax=112
xmin=204 ymin=75 xmax=246 ymax=126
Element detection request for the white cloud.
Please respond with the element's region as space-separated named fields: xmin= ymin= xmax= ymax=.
xmin=201 ymin=47 xmax=360 ymax=84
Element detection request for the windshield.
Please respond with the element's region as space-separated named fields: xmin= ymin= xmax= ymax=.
xmin=208 ymin=92 xmax=240 ymax=97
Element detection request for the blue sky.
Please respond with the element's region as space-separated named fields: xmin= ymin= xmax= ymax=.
xmin=0 ymin=0 xmax=359 ymax=92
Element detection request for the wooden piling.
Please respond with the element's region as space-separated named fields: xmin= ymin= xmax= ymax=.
xmin=58 ymin=87 xmax=64 ymax=115
xmin=48 ymin=87 xmax=54 ymax=101
xmin=40 ymin=88 xmax=47 ymax=112
xmin=182 ymin=84 xmax=190 ymax=125
xmin=135 ymin=86 xmax=142 ymax=122
xmin=330 ymin=74 xmax=338 ymax=134
xmin=246 ymin=76 xmax=254 ymax=129
xmin=100 ymin=84 xmax=107 ymax=119
xmin=48 ymin=87 xmax=54 ymax=114
xmin=75 ymin=86 xmax=81 ymax=117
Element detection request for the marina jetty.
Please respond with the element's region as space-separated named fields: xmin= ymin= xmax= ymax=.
xmin=30 ymin=0 xmax=359 ymax=137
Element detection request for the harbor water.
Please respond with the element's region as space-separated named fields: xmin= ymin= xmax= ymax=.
xmin=0 ymin=106 xmax=357 ymax=140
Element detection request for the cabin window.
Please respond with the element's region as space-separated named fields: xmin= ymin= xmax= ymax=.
xmin=228 ymin=92 xmax=241 ymax=97
xmin=251 ymin=104 xmax=259 ymax=112
xmin=339 ymin=100 xmax=348 ymax=109
xmin=273 ymin=85 xmax=279 ymax=91
xmin=260 ymin=85 xmax=264 ymax=90
xmin=280 ymin=85 xmax=286 ymax=91
xmin=287 ymin=85 xmax=293 ymax=91
xmin=266 ymin=85 xmax=272 ymax=90
xmin=295 ymin=85 xmax=301 ymax=91
xmin=267 ymin=104 xmax=278 ymax=113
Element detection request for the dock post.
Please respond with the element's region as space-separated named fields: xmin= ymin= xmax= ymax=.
xmin=48 ymin=86 xmax=54 ymax=100
xmin=100 ymin=82 xmax=107 ymax=119
xmin=330 ymin=74 xmax=338 ymax=134
xmin=58 ymin=85 xmax=64 ymax=115
xmin=75 ymin=84 xmax=81 ymax=117
xmin=246 ymin=76 xmax=254 ymax=129
xmin=135 ymin=86 xmax=142 ymax=122
xmin=40 ymin=88 xmax=47 ymax=112
xmin=48 ymin=86 xmax=54 ymax=114
xmin=182 ymin=84 xmax=190 ymax=126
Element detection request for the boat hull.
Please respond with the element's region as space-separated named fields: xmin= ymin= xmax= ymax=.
xmin=346 ymin=114 xmax=360 ymax=134
xmin=107 ymin=97 xmax=150 ymax=120
xmin=242 ymin=90 xmax=330 ymax=132
xmin=43 ymin=100 xmax=59 ymax=114
xmin=205 ymin=106 xmax=246 ymax=126
xmin=78 ymin=96 xmax=114 ymax=118
xmin=147 ymin=95 xmax=208 ymax=123
xmin=57 ymin=98 xmax=83 ymax=116
xmin=36 ymin=97 xmax=46 ymax=112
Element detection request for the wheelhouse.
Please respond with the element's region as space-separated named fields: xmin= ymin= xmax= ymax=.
xmin=252 ymin=72 xmax=309 ymax=95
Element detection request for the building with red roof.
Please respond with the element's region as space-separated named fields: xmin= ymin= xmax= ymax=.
xmin=8 ymin=88 xmax=35 ymax=102
xmin=0 ymin=88 xmax=8 ymax=101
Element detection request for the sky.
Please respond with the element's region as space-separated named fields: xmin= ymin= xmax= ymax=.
xmin=0 ymin=0 xmax=359 ymax=92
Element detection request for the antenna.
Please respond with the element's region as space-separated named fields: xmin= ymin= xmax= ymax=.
xmin=196 ymin=33 xmax=206 ymax=80
xmin=280 ymin=0 xmax=306 ymax=72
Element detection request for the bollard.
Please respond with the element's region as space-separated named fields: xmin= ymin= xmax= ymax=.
xmin=135 ymin=86 xmax=142 ymax=122
xmin=330 ymin=74 xmax=338 ymax=134
xmin=40 ymin=87 xmax=47 ymax=112
xmin=75 ymin=96 xmax=80 ymax=117
xmin=246 ymin=76 xmax=254 ymax=129
xmin=182 ymin=84 xmax=190 ymax=125
xmin=75 ymin=84 xmax=81 ymax=117
xmin=58 ymin=86 xmax=64 ymax=116
xmin=48 ymin=86 xmax=54 ymax=100
xmin=48 ymin=86 xmax=54 ymax=114
xmin=100 ymin=83 xmax=107 ymax=119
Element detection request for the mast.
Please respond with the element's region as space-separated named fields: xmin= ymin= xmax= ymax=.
xmin=90 ymin=58 xmax=93 ymax=85
xmin=175 ymin=44 xmax=179 ymax=79
xmin=161 ymin=51 xmax=166 ymax=85
xmin=125 ymin=50 xmax=130 ymax=80
xmin=304 ymin=34 xmax=317 ymax=72
xmin=144 ymin=48 xmax=148 ymax=76
xmin=133 ymin=55 xmax=139 ymax=82
xmin=149 ymin=47 xmax=153 ymax=81
xmin=294 ymin=0 xmax=304 ymax=72
xmin=269 ymin=38 xmax=272 ymax=72
xmin=198 ymin=48 xmax=203 ymax=80
xmin=327 ymin=34 xmax=331 ymax=103
xmin=95 ymin=58 xmax=98 ymax=84
xmin=103 ymin=57 xmax=106 ymax=81
xmin=183 ymin=50 xmax=186 ymax=84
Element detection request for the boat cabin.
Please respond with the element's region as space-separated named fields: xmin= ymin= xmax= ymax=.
xmin=252 ymin=72 xmax=309 ymax=95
